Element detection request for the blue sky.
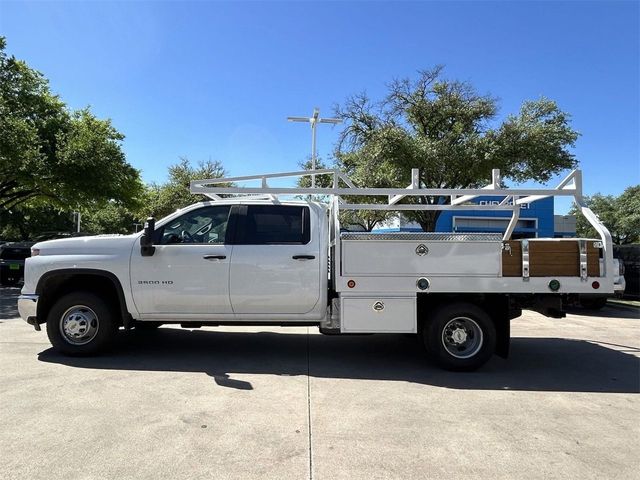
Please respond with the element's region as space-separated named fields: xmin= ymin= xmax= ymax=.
xmin=1 ymin=0 xmax=638 ymax=213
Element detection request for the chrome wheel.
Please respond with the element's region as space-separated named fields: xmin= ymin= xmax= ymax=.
xmin=59 ymin=305 xmax=100 ymax=345
xmin=441 ymin=316 xmax=483 ymax=359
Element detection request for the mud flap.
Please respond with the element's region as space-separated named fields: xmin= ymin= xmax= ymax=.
xmin=494 ymin=314 xmax=510 ymax=359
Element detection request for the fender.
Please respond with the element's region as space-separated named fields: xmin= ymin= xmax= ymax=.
xmin=35 ymin=268 xmax=133 ymax=328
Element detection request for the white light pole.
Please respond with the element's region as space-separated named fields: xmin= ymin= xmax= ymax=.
xmin=73 ymin=211 xmax=81 ymax=233
xmin=287 ymin=107 xmax=342 ymax=188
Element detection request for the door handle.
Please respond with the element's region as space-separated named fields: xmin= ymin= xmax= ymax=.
xmin=203 ymin=255 xmax=226 ymax=260
xmin=292 ymin=255 xmax=315 ymax=260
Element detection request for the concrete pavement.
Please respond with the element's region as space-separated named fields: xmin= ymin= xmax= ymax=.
xmin=0 ymin=287 xmax=638 ymax=479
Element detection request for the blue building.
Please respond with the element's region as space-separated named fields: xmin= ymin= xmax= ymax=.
xmin=435 ymin=195 xmax=555 ymax=239
xmin=386 ymin=195 xmax=574 ymax=239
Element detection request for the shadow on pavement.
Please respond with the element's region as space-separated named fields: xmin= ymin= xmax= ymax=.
xmin=38 ymin=328 xmax=640 ymax=394
xmin=0 ymin=287 xmax=20 ymax=319
xmin=566 ymin=305 xmax=640 ymax=319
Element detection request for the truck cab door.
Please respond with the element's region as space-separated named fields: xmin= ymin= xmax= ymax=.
xmin=130 ymin=205 xmax=235 ymax=316
xmin=229 ymin=204 xmax=321 ymax=315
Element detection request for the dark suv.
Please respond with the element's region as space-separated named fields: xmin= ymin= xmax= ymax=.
xmin=0 ymin=242 xmax=34 ymax=286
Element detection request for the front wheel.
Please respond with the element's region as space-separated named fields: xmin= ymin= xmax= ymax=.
xmin=423 ymin=303 xmax=496 ymax=371
xmin=46 ymin=292 xmax=118 ymax=356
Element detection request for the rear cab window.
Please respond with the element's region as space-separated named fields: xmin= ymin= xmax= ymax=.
xmin=237 ymin=205 xmax=310 ymax=245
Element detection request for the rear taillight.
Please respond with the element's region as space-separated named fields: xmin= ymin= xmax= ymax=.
xmin=31 ymin=248 xmax=40 ymax=257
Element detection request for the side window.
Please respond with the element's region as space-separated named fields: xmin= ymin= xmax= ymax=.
xmin=159 ymin=206 xmax=231 ymax=245
xmin=241 ymin=205 xmax=310 ymax=245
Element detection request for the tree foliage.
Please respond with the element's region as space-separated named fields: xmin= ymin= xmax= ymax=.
xmin=0 ymin=38 xmax=229 ymax=240
xmin=335 ymin=66 xmax=580 ymax=231
xmin=296 ymin=157 xmax=334 ymax=189
xmin=0 ymin=204 xmax=74 ymax=240
xmin=334 ymin=152 xmax=394 ymax=231
xmin=141 ymin=158 xmax=227 ymax=220
xmin=81 ymin=202 xmax=140 ymax=235
xmin=296 ymin=157 xmax=392 ymax=231
xmin=0 ymin=37 xmax=143 ymax=214
xmin=0 ymin=157 xmax=228 ymax=240
xmin=570 ymin=186 xmax=640 ymax=244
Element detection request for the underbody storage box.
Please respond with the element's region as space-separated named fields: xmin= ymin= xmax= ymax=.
xmin=340 ymin=295 xmax=416 ymax=333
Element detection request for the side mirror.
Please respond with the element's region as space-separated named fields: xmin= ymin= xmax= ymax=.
xmin=140 ymin=217 xmax=156 ymax=257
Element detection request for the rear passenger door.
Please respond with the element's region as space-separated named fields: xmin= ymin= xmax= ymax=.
xmin=229 ymin=205 xmax=320 ymax=315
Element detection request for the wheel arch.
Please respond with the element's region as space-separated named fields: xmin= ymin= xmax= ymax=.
xmin=35 ymin=269 xmax=132 ymax=328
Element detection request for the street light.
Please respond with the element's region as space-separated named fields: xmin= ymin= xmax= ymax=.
xmin=73 ymin=211 xmax=81 ymax=233
xmin=287 ymin=107 xmax=342 ymax=188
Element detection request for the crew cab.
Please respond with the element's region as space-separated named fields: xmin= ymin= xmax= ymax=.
xmin=18 ymin=168 xmax=618 ymax=371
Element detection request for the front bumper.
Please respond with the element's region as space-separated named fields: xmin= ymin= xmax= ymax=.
xmin=18 ymin=294 xmax=39 ymax=326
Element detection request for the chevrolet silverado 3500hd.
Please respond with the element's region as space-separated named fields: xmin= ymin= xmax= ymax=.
xmin=18 ymin=168 xmax=620 ymax=371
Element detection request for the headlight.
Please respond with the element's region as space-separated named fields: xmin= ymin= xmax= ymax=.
xmin=31 ymin=248 xmax=40 ymax=257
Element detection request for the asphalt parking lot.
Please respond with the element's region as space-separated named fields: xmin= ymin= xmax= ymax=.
xmin=0 ymin=286 xmax=638 ymax=480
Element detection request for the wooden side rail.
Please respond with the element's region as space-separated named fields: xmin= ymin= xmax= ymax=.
xmin=502 ymin=239 xmax=601 ymax=277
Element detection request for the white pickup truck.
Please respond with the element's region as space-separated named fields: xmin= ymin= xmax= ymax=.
xmin=18 ymin=168 xmax=620 ymax=371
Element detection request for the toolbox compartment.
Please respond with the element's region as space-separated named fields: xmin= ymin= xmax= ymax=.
xmin=341 ymin=295 xmax=416 ymax=333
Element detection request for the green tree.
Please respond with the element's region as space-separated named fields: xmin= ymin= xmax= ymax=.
xmin=296 ymin=157 xmax=392 ymax=231
xmin=0 ymin=157 xmax=230 ymax=240
xmin=0 ymin=199 xmax=143 ymax=240
xmin=141 ymin=157 xmax=228 ymax=220
xmin=0 ymin=37 xmax=143 ymax=215
xmin=336 ymin=67 xmax=580 ymax=231
xmin=570 ymin=186 xmax=640 ymax=244
xmin=296 ymin=157 xmax=334 ymax=189
xmin=0 ymin=204 xmax=74 ymax=241
xmin=335 ymin=151 xmax=396 ymax=231
xmin=81 ymin=202 xmax=140 ymax=235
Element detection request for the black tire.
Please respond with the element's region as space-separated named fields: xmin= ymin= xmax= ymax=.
xmin=46 ymin=291 xmax=118 ymax=356
xmin=423 ymin=302 xmax=496 ymax=371
xmin=579 ymin=297 xmax=608 ymax=310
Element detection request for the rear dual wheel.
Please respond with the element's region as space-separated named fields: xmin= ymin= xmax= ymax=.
xmin=423 ymin=303 xmax=496 ymax=371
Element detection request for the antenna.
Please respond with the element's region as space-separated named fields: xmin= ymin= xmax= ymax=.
xmin=287 ymin=107 xmax=342 ymax=188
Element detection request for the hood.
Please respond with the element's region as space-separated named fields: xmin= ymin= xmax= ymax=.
xmin=34 ymin=234 xmax=139 ymax=256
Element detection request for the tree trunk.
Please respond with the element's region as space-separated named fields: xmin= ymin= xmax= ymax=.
xmin=414 ymin=210 xmax=441 ymax=232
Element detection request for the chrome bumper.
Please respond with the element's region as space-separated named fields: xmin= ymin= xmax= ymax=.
xmin=18 ymin=294 xmax=39 ymax=325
